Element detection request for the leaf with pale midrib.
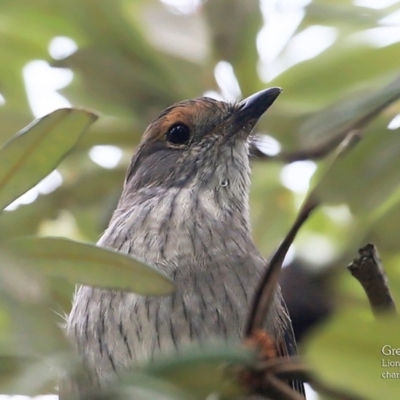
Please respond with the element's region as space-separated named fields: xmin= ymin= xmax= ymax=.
xmin=5 ymin=237 xmax=175 ymax=296
xmin=0 ymin=108 xmax=98 ymax=212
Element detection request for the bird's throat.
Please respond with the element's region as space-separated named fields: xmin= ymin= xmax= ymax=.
xmin=100 ymin=186 xmax=253 ymax=272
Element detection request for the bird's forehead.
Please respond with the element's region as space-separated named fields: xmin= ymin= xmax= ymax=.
xmin=142 ymin=97 xmax=233 ymax=142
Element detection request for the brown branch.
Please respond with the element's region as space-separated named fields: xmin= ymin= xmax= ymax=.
xmin=270 ymin=361 xmax=363 ymax=400
xmin=249 ymin=357 xmax=364 ymax=400
xmin=251 ymin=129 xmax=362 ymax=164
xmin=245 ymin=197 xmax=318 ymax=337
xmin=250 ymin=134 xmax=346 ymax=162
xmin=245 ymin=130 xmax=361 ymax=337
xmin=263 ymin=374 xmax=306 ymax=400
xmin=251 ymin=76 xmax=400 ymax=163
xmin=348 ymin=243 xmax=397 ymax=315
xmin=255 ymin=356 xmax=307 ymax=376
xmin=241 ymin=356 xmax=362 ymax=400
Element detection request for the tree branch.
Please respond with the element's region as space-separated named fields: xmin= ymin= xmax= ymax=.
xmin=251 ymin=357 xmax=364 ymax=400
xmin=348 ymin=243 xmax=397 ymax=315
xmin=250 ymin=134 xmax=346 ymax=162
xmin=263 ymin=374 xmax=306 ymax=400
xmin=245 ymin=197 xmax=318 ymax=337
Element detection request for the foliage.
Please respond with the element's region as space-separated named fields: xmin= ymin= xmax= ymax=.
xmin=0 ymin=0 xmax=400 ymax=399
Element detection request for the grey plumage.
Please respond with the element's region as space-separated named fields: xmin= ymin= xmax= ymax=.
xmin=63 ymin=89 xmax=304 ymax=398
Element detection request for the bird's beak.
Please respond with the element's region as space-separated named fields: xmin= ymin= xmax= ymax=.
xmin=236 ymin=87 xmax=282 ymax=127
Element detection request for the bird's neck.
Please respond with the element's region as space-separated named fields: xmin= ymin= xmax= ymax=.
xmin=99 ymin=185 xmax=255 ymax=270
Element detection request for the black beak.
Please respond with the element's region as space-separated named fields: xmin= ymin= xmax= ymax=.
xmin=236 ymin=87 xmax=282 ymax=123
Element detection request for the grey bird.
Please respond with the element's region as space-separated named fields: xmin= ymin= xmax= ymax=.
xmin=63 ymin=88 xmax=305 ymax=398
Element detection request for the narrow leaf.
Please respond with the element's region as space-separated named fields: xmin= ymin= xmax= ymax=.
xmin=120 ymin=373 xmax=194 ymax=400
xmin=298 ymin=74 xmax=400 ymax=147
xmin=0 ymin=355 xmax=68 ymax=395
xmin=0 ymin=108 xmax=98 ymax=211
xmin=6 ymin=237 xmax=174 ymax=296
xmin=305 ymin=312 xmax=400 ymax=400
xmin=0 ymin=252 xmax=71 ymax=358
xmin=142 ymin=343 xmax=256 ymax=399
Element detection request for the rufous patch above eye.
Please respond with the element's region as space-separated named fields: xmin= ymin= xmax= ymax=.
xmin=141 ymin=97 xmax=231 ymax=144
xmin=142 ymin=105 xmax=194 ymax=143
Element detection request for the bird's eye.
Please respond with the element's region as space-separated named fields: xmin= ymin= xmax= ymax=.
xmin=166 ymin=123 xmax=191 ymax=145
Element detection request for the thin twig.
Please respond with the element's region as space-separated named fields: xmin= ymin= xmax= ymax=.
xmin=245 ymin=197 xmax=318 ymax=336
xmin=270 ymin=361 xmax=363 ymax=400
xmin=245 ymin=129 xmax=363 ymax=336
xmin=251 ymin=76 xmax=400 ymax=163
xmin=348 ymin=243 xmax=397 ymax=315
xmin=263 ymin=374 xmax=306 ymax=400
xmin=250 ymin=134 xmax=346 ymax=162
xmin=253 ymin=357 xmax=364 ymax=400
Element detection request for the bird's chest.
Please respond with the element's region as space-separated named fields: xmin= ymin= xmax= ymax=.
xmin=113 ymin=259 xmax=259 ymax=363
xmin=91 ymin=190 xmax=260 ymax=368
xmin=106 ymin=188 xmax=251 ymax=264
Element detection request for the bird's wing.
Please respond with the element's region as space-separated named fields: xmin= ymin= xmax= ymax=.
xmin=276 ymin=297 xmax=306 ymax=398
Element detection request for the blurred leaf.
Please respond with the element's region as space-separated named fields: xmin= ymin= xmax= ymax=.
xmin=56 ymin=48 xmax=176 ymax=118
xmin=0 ymin=108 xmax=98 ymax=211
xmin=136 ymin=1 xmax=208 ymax=65
xmin=78 ymin=116 xmax=141 ymax=149
xmin=250 ymin=162 xmax=297 ymax=255
xmin=0 ymin=251 xmax=70 ymax=358
xmin=305 ymin=312 xmax=400 ymax=400
xmin=0 ymin=354 xmax=69 ymax=395
xmin=120 ymin=373 xmax=194 ymax=400
xmin=312 ymin=118 xmax=400 ymax=214
xmin=0 ymin=356 xmax=20 ymax=383
xmin=52 ymin=166 xmax=124 ymax=209
xmin=292 ymin=75 xmax=400 ymax=220
xmin=297 ymin=74 xmax=400 ymax=147
xmin=264 ymin=72 xmax=400 ymax=153
xmin=0 ymin=167 xmax=123 ymax=242
xmin=142 ymin=343 xmax=255 ymax=399
xmin=0 ymin=196 xmax=60 ymax=241
xmin=2 ymin=298 xmax=69 ymax=356
xmin=370 ymin=186 xmax=400 ymax=252
xmin=0 ymin=0 xmax=85 ymax=113
xmin=204 ymin=0 xmax=262 ymax=94
xmin=53 ymin=0 xmax=199 ymax=118
xmin=72 ymin=0 xmax=178 ymax=89
xmin=302 ymin=2 xmax=386 ymax=31
xmin=6 ymin=237 xmax=175 ymax=295
xmin=273 ymin=41 xmax=400 ymax=111
xmin=0 ymin=112 xmax=31 ymax=145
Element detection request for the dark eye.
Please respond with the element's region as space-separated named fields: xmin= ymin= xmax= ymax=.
xmin=166 ymin=123 xmax=191 ymax=145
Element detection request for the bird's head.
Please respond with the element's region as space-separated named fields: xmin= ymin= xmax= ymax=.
xmin=123 ymin=88 xmax=281 ymax=198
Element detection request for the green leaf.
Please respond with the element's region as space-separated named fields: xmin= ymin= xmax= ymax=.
xmin=142 ymin=343 xmax=255 ymax=399
xmin=77 ymin=116 xmax=141 ymax=149
xmin=0 ymin=108 xmax=98 ymax=211
xmin=6 ymin=237 xmax=175 ymax=296
xmin=297 ymin=74 xmax=400 ymax=148
xmin=305 ymin=311 xmax=400 ymax=400
xmin=311 ymin=118 xmax=400 ymax=214
xmin=0 ymin=354 xmax=69 ymax=395
xmin=274 ymin=41 xmax=400 ymax=108
xmin=296 ymin=77 xmax=400 ymax=216
xmin=120 ymin=373 xmax=194 ymax=400
xmin=204 ymin=0 xmax=263 ymax=94
xmin=0 ymin=251 xmax=70 ymax=358
xmin=371 ymin=187 xmax=400 ymax=252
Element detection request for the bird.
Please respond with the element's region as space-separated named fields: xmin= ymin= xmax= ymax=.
xmin=63 ymin=87 xmax=305 ymax=398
